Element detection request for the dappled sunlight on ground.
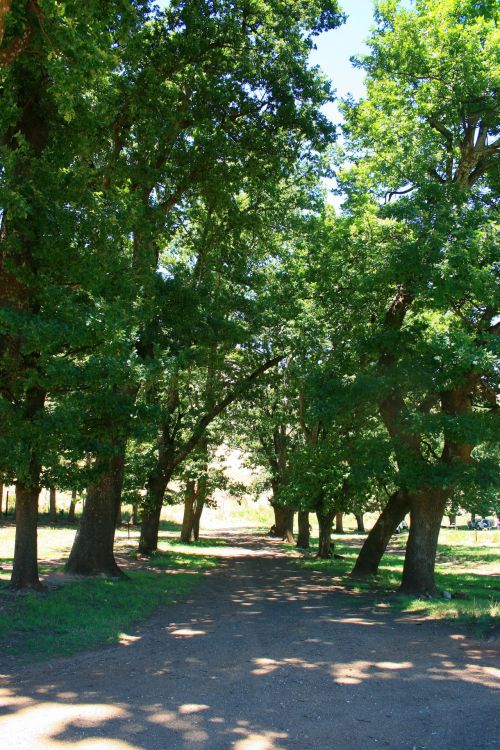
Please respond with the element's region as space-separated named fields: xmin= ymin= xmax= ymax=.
xmin=1 ymin=528 xmax=499 ymax=749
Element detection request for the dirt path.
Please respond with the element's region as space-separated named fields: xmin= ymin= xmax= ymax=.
xmin=0 ymin=530 xmax=499 ymax=750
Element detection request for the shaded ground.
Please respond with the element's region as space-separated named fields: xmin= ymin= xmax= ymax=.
xmin=0 ymin=530 xmax=499 ymax=750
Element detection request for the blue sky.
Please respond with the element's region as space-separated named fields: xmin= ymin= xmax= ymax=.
xmin=310 ymin=0 xmax=376 ymax=125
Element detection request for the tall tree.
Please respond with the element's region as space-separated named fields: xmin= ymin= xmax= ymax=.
xmin=0 ymin=0 xmax=144 ymax=588
xmin=336 ymin=0 xmax=499 ymax=594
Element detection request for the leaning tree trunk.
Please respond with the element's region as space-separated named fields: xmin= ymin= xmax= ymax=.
xmin=355 ymin=513 xmax=365 ymax=533
xmin=10 ymin=483 xmax=43 ymax=590
xmin=297 ymin=511 xmax=310 ymax=548
xmin=400 ymin=489 xmax=447 ymax=596
xmin=316 ymin=508 xmax=335 ymax=559
xmin=138 ymin=475 xmax=169 ymax=555
xmin=335 ymin=511 xmax=344 ymax=533
xmin=351 ymin=490 xmax=410 ymax=577
xmin=49 ymin=487 xmax=57 ymax=521
xmin=66 ymin=449 xmax=125 ymax=577
xmin=180 ymin=480 xmax=196 ymax=543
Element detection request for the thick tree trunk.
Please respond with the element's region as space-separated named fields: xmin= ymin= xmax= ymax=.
xmin=272 ymin=505 xmax=294 ymax=542
xmin=355 ymin=513 xmax=365 ymax=533
xmin=400 ymin=489 xmax=447 ymax=596
xmin=352 ymin=491 xmax=410 ymax=577
xmin=49 ymin=487 xmax=57 ymax=521
xmin=68 ymin=489 xmax=77 ymax=520
xmin=316 ymin=509 xmax=335 ymax=558
xmin=10 ymin=483 xmax=43 ymax=590
xmin=180 ymin=481 xmax=196 ymax=543
xmin=335 ymin=511 xmax=344 ymax=533
xmin=138 ymin=476 xmax=168 ymax=555
xmin=297 ymin=511 xmax=310 ymax=548
xmin=66 ymin=449 xmax=125 ymax=577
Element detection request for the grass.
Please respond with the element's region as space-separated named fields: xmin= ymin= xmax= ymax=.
xmin=290 ymin=529 xmax=500 ymax=636
xmin=0 ymin=530 xmax=220 ymax=661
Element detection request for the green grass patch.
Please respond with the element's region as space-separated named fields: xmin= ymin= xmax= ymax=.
xmin=0 ymin=557 xmax=215 ymax=661
xmin=293 ymin=536 xmax=499 ymax=635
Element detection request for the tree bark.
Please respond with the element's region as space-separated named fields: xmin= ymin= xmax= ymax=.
xmin=180 ymin=481 xmax=196 ymax=542
xmin=49 ymin=487 xmax=57 ymax=521
xmin=10 ymin=483 xmax=43 ymax=589
xmin=297 ymin=510 xmax=310 ymax=548
xmin=283 ymin=510 xmax=295 ymax=543
xmin=355 ymin=513 xmax=365 ymax=533
xmin=316 ymin=508 xmax=335 ymax=558
xmin=335 ymin=511 xmax=344 ymax=533
xmin=351 ymin=491 xmax=410 ymax=577
xmin=68 ymin=489 xmax=77 ymax=520
xmin=66 ymin=448 xmax=126 ymax=576
xmin=192 ymin=496 xmax=205 ymax=541
xmin=400 ymin=489 xmax=446 ymax=596
xmin=138 ymin=476 xmax=168 ymax=555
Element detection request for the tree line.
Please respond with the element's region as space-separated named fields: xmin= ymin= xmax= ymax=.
xmin=1 ymin=0 xmax=498 ymax=597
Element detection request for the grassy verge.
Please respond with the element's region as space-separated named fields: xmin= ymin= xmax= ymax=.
xmin=290 ymin=531 xmax=499 ymax=636
xmin=0 ymin=549 xmax=217 ymax=661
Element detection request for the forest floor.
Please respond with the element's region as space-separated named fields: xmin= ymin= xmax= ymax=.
xmin=0 ymin=529 xmax=499 ymax=750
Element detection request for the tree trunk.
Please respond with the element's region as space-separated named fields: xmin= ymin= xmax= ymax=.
xmin=400 ymin=489 xmax=446 ymax=596
xmin=49 ymin=487 xmax=57 ymax=521
xmin=131 ymin=503 xmax=138 ymax=525
xmin=66 ymin=449 xmax=125 ymax=577
xmin=180 ymin=481 xmax=196 ymax=542
xmin=192 ymin=496 xmax=205 ymax=541
xmin=297 ymin=510 xmax=310 ymax=548
xmin=10 ymin=483 xmax=43 ymax=590
xmin=335 ymin=511 xmax=344 ymax=533
xmin=448 ymin=514 xmax=456 ymax=527
xmin=68 ymin=489 xmax=77 ymax=520
xmin=138 ymin=476 xmax=168 ymax=555
xmin=0 ymin=482 xmax=3 ymax=516
xmin=316 ymin=509 xmax=335 ymax=559
xmin=352 ymin=491 xmax=410 ymax=577
xmin=282 ymin=509 xmax=294 ymax=543
xmin=355 ymin=513 xmax=365 ymax=533
xmin=115 ymin=501 xmax=122 ymax=527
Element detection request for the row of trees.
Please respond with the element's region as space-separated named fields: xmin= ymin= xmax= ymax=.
xmin=1 ymin=0 xmax=498 ymax=596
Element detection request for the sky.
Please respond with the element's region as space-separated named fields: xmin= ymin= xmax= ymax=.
xmin=310 ymin=0 xmax=376 ymax=124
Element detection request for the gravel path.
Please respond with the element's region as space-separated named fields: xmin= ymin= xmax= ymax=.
xmin=0 ymin=530 xmax=499 ymax=750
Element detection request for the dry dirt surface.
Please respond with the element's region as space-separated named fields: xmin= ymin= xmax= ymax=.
xmin=0 ymin=530 xmax=499 ymax=750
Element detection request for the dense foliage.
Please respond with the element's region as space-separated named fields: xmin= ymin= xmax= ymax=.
xmin=1 ymin=0 xmax=498 ymax=596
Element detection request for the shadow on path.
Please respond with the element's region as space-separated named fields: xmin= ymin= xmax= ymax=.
xmin=0 ymin=529 xmax=498 ymax=749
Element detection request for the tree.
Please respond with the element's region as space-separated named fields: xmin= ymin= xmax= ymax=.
xmin=0 ymin=0 xmax=144 ymax=588
xmin=336 ymin=0 xmax=499 ymax=594
xmin=66 ymin=0 xmax=343 ymax=571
